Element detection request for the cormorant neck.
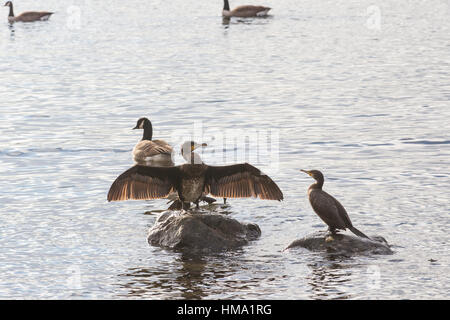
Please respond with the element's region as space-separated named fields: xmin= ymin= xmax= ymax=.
xmin=141 ymin=121 xmax=153 ymax=141
xmin=8 ymin=4 xmax=14 ymax=17
xmin=183 ymin=151 xmax=203 ymax=165
xmin=310 ymin=180 xmax=323 ymax=190
xmin=223 ymin=0 xmax=230 ymax=11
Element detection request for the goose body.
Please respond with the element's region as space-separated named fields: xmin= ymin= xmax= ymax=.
xmin=132 ymin=139 xmax=173 ymax=165
xmin=222 ymin=0 xmax=271 ymax=18
xmin=108 ymin=141 xmax=283 ymax=210
xmin=301 ymin=170 xmax=370 ymax=239
xmin=4 ymin=1 xmax=53 ymax=23
xmin=132 ymin=117 xmax=174 ymax=166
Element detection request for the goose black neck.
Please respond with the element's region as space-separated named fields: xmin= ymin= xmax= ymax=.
xmin=142 ymin=121 xmax=153 ymax=141
xmin=8 ymin=3 xmax=14 ymax=17
xmin=223 ymin=0 xmax=230 ymax=11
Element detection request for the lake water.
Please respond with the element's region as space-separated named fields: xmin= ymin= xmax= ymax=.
xmin=0 ymin=0 xmax=449 ymax=299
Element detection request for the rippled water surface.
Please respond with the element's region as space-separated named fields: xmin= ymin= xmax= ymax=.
xmin=1 ymin=0 xmax=449 ymax=299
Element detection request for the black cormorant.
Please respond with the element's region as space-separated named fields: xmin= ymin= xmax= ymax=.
xmin=108 ymin=141 xmax=283 ymax=210
xmin=301 ymin=169 xmax=370 ymax=239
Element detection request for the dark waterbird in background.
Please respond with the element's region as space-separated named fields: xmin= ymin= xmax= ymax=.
xmin=108 ymin=141 xmax=283 ymax=210
xmin=4 ymin=1 xmax=53 ymax=23
xmin=222 ymin=0 xmax=271 ymax=18
xmin=301 ymin=169 xmax=371 ymax=240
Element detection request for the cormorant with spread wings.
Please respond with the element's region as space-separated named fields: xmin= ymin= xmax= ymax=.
xmin=108 ymin=141 xmax=283 ymax=210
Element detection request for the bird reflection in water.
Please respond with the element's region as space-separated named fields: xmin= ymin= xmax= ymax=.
xmin=222 ymin=17 xmax=231 ymax=27
xmin=117 ymin=250 xmax=245 ymax=299
xmin=222 ymin=15 xmax=273 ymax=28
xmin=8 ymin=23 xmax=15 ymax=38
xmin=306 ymin=255 xmax=354 ymax=300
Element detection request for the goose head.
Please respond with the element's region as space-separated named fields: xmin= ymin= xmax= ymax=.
xmin=133 ymin=117 xmax=151 ymax=130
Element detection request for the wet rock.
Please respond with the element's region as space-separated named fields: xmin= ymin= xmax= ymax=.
xmin=285 ymin=231 xmax=393 ymax=255
xmin=148 ymin=211 xmax=261 ymax=251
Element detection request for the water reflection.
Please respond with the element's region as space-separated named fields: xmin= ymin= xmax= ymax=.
xmin=222 ymin=17 xmax=231 ymax=27
xmin=7 ymin=23 xmax=14 ymax=39
xmin=221 ymin=15 xmax=273 ymax=27
xmin=117 ymin=249 xmax=245 ymax=299
xmin=306 ymin=255 xmax=354 ymax=300
xmin=173 ymin=252 xmax=214 ymax=299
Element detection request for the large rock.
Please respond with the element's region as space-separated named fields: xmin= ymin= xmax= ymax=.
xmin=285 ymin=231 xmax=393 ymax=255
xmin=148 ymin=211 xmax=261 ymax=251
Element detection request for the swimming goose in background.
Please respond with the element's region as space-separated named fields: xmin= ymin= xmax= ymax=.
xmin=222 ymin=0 xmax=271 ymax=18
xmin=108 ymin=141 xmax=283 ymax=210
xmin=4 ymin=1 xmax=53 ymax=23
xmin=301 ymin=170 xmax=371 ymax=240
xmin=132 ymin=117 xmax=174 ymax=167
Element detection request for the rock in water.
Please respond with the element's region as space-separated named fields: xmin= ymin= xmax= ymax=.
xmin=285 ymin=231 xmax=393 ymax=255
xmin=148 ymin=211 xmax=261 ymax=251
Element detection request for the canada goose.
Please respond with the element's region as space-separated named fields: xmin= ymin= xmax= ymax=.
xmin=4 ymin=1 xmax=53 ymax=23
xmin=108 ymin=141 xmax=283 ymax=210
xmin=222 ymin=0 xmax=271 ymax=18
xmin=132 ymin=117 xmax=174 ymax=166
xmin=301 ymin=170 xmax=370 ymax=240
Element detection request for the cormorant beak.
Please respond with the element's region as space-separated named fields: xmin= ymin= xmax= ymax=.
xmin=300 ymin=169 xmax=311 ymax=176
xmin=192 ymin=143 xmax=207 ymax=151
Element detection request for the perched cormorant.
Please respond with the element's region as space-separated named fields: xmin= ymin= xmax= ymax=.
xmin=4 ymin=1 xmax=53 ymax=23
xmin=301 ymin=169 xmax=370 ymax=239
xmin=132 ymin=117 xmax=174 ymax=166
xmin=108 ymin=141 xmax=283 ymax=210
xmin=222 ymin=0 xmax=271 ymax=18
xmin=166 ymin=141 xmax=216 ymax=209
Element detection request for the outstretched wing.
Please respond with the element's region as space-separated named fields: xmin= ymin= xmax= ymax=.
xmin=107 ymin=165 xmax=179 ymax=201
xmin=205 ymin=163 xmax=283 ymax=200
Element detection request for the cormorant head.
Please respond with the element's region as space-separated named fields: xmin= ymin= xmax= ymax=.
xmin=180 ymin=141 xmax=207 ymax=157
xmin=133 ymin=117 xmax=151 ymax=130
xmin=181 ymin=141 xmax=207 ymax=164
xmin=301 ymin=169 xmax=324 ymax=182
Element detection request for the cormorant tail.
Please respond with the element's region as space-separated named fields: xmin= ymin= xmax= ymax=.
xmin=349 ymin=226 xmax=371 ymax=240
